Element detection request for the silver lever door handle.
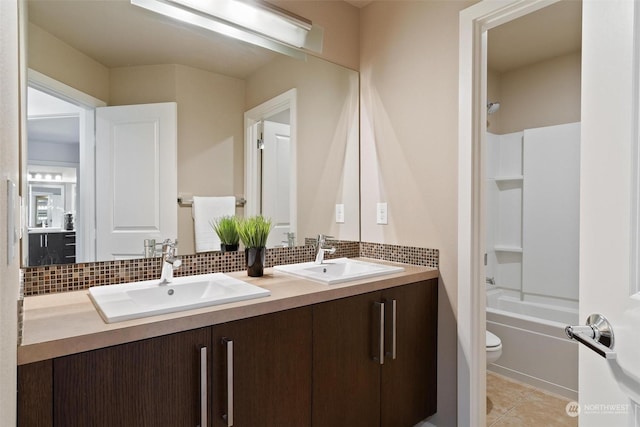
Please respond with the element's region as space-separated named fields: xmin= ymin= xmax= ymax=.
xmin=565 ymin=313 xmax=616 ymax=359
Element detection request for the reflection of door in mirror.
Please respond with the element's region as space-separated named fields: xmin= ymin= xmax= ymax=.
xmin=245 ymin=89 xmax=297 ymax=249
xmin=95 ymin=102 xmax=178 ymax=260
xmin=262 ymin=115 xmax=291 ymax=248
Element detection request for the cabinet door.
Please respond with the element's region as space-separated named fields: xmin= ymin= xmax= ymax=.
xmin=211 ymin=307 xmax=312 ymax=427
xmin=27 ymin=233 xmax=44 ymax=266
xmin=380 ymin=279 xmax=438 ymax=427
xmin=312 ymin=291 xmax=382 ymax=427
xmin=18 ymin=360 xmax=53 ymax=427
xmin=53 ymin=328 xmax=211 ymax=427
xmin=44 ymin=233 xmax=64 ymax=265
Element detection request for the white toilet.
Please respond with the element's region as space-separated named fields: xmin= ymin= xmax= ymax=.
xmin=486 ymin=331 xmax=502 ymax=366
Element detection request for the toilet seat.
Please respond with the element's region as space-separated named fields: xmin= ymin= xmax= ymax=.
xmin=486 ymin=331 xmax=503 ymax=366
xmin=486 ymin=331 xmax=501 ymax=348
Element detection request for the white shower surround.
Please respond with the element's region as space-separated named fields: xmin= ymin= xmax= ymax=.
xmin=485 ymin=123 xmax=580 ymax=302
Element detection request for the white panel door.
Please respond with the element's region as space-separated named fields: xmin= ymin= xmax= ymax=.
xmin=96 ymin=103 xmax=177 ymax=260
xmin=262 ymin=120 xmax=291 ymax=248
xmin=580 ymin=1 xmax=640 ymax=425
xmin=522 ymin=122 xmax=580 ymax=301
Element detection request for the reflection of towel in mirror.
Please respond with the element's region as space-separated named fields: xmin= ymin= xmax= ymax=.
xmin=192 ymin=196 xmax=236 ymax=253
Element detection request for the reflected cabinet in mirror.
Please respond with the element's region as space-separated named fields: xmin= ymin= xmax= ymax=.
xmin=23 ymin=0 xmax=360 ymax=267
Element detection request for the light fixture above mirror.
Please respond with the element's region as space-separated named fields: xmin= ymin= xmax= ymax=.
xmin=131 ymin=0 xmax=324 ymax=58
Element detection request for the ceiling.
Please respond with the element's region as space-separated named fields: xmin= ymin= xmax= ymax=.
xmin=28 ymin=116 xmax=80 ymax=145
xmin=28 ymin=0 xmax=279 ymax=80
xmin=488 ymin=0 xmax=582 ymax=73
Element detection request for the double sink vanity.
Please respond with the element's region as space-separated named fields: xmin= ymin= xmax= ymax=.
xmin=18 ymin=257 xmax=438 ymax=427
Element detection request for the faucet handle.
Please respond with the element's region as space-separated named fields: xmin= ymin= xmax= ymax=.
xmin=162 ymin=238 xmax=178 ymax=247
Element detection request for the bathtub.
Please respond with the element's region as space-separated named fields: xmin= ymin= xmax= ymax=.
xmin=486 ymin=288 xmax=579 ymax=399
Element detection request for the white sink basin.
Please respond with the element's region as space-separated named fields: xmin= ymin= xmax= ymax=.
xmin=88 ymin=273 xmax=270 ymax=323
xmin=273 ymin=257 xmax=404 ymax=285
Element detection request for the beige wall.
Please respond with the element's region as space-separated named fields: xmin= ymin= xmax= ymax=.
xmin=1 ymin=0 xmax=20 ymax=424
xmin=487 ymin=68 xmax=502 ymax=133
xmin=28 ymin=22 xmax=109 ymax=102
xmin=175 ymin=65 xmax=245 ymax=253
xmin=488 ymin=52 xmax=581 ymax=134
xmin=360 ymin=1 xmax=477 ymax=424
xmin=110 ymin=64 xmax=245 ymax=254
xmin=273 ymin=0 xmax=360 ymax=71
xmin=109 ymin=64 xmax=177 ymax=105
xmin=245 ymin=55 xmax=360 ymax=243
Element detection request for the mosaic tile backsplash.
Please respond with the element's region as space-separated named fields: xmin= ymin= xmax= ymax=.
xmin=21 ymin=240 xmax=438 ymax=296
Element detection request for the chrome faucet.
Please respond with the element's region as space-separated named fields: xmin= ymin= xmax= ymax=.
xmin=282 ymin=232 xmax=296 ymax=247
xmin=159 ymin=239 xmax=182 ymax=285
xmin=315 ymin=234 xmax=336 ymax=264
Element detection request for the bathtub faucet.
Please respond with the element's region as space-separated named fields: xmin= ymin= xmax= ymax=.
xmin=486 ymin=277 xmax=495 ymax=285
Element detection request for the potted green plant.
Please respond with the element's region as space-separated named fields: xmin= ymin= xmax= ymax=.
xmin=237 ymin=215 xmax=273 ymax=277
xmin=210 ymin=216 xmax=239 ymax=253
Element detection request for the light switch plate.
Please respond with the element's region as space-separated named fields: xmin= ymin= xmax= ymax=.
xmin=7 ymin=179 xmax=16 ymax=264
xmin=335 ymin=204 xmax=345 ymax=223
xmin=376 ymin=202 xmax=388 ymax=225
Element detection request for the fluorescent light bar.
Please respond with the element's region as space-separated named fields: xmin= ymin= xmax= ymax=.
xmin=170 ymin=0 xmax=310 ymax=47
xmin=131 ymin=0 xmax=323 ymax=57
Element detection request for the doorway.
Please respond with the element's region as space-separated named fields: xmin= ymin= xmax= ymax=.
xmin=484 ymin=0 xmax=582 ymax=411
xmin=244 ymin=89 xmax=297 ymax=248
xmin=24 ymin=71 xmax=104 ymax=265
xmin=457 ymin=0 xmax=575 ymax=424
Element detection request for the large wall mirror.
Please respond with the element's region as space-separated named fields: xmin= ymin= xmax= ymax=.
xmin=23 ymin=0 xmax=360 ymax=267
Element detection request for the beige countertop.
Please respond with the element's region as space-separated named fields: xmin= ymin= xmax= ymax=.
xmin=27 ymin=228 xmax=75 ymax=234
xmin=18 ymin=258 xmax=438 ymax=365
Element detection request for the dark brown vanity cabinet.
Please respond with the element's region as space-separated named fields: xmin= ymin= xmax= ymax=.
xmin=18 ymin=309 xmax=312 ymax=427
xmin=312 ymin=279 xmax=438 ymax=427
xmin=18 ymin=280 xmax=436 ymax=427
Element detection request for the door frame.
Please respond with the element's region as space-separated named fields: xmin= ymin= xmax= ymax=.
xmin=25 ymin=69 xmax=106 ymax=264
xmin=244 ymin=89 xmax=297 ymax=234
xmin=457 ymin=0 xmax=562 ymax=424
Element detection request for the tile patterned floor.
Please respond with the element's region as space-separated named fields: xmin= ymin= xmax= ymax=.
xmin=487 ymin=371 xmax=578 ymax=426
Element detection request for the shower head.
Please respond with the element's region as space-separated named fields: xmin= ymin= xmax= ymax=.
xmin=487 ymin=102 xmax=501 ymax=114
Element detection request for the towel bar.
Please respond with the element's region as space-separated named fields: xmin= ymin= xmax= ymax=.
xmin=178 ymin=196 xmax=246 ymax=207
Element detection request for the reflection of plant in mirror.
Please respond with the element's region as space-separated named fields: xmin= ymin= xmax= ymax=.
xmin=237 ymin=215 xmax=273 ymax=248
xmin=210 ymin=216 xmax=240 ymax=245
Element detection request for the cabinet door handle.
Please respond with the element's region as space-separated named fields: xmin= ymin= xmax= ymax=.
xmin=373 ymin=302 xmax=385 ymax=365
xmin=44 ymin=234 xmax=48 ymax=247
xmin=387 ymin=299 xmax=397 ymax=360
xmin=200 ymin=346 xmax=208 ymax=427
xmin=222 ymin=338 xmax=234 ymax=427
